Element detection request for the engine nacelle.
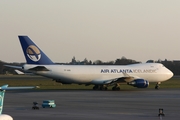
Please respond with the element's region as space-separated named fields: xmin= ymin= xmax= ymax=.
xmin=128 ymin=79 xmax=149 ymax=88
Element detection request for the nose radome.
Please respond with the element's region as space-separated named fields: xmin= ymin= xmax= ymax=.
xmin=167 ymin=70 xmax=173 ymax=79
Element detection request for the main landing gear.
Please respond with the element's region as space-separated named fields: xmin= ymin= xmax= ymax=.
xmin=112 ymin=83 xmax=120 ymax=91
xmin=93 ymin=85 xmax=108 ymax=90
xmin=155 ymin=82 xmax=161 ymax=90
xmin=92 ymin=84 xmax=121 ymax=91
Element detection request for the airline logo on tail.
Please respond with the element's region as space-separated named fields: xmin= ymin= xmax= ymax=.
xmin=26 ymin=45 xmax=41 ymax=62
xmin=19 ymin=36 xmax=54 ymax=64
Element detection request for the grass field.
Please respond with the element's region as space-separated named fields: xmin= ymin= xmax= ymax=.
xmin=0 ymin=75 xmax=179 ymax=90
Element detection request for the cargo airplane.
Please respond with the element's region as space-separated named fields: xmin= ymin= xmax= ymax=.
xmin=6 ymin=36 xmax=173 ymax=90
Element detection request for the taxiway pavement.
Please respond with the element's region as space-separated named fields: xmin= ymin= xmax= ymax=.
xmin=3 ymin=89 xmax=180 ymax=120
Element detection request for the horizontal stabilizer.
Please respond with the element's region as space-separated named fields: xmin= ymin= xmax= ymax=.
xmin=4 ymin=65 xmax=22 ymax=69
xmin=15 ymin=69 xmax=24 ymax=75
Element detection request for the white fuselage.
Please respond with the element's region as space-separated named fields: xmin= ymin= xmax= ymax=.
xmin=0 ymin=114 xmax=13 ymax=120
xmin=23 ymin=63 xmax=173 ymax=85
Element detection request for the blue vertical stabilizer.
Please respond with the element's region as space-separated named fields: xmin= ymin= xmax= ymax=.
xmin=18 ymin=36 xmax=54 ymax=65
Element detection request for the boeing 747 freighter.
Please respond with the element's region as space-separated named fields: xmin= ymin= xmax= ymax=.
xmin=6 ymin=36 xmax=173 ymax=90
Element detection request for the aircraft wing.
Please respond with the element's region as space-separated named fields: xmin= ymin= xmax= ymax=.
xmin=119 ymin=72 xmax=140 ymax=82
xmin=91 ymin=72 xmax=138 ymax=85
xmin=28 ymin=66 xmax=50 ymax=71
xmin=0 ymin=84 xmax=39 ymax=90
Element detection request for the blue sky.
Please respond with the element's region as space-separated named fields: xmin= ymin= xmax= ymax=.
xmin=0 ymin=0 xmax=180 ymax=63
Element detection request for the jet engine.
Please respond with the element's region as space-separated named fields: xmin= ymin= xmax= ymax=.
xmin=128 ymin=79 xmax=149 ymax=88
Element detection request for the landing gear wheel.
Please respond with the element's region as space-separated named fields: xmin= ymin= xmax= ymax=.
xmin=116 ymin=87 xmax=120 ymax=91
xmin=155 ymin=85 xmax=159 ymax=90
xmin=155 ymin=82 xmax=160 ymax=90
xmin=112 ymin=83 xmax=121 ymax=91
xmin=112 ymin=86 xmax=120 ymax=91
xmin=93 ymin=86 xmax=95 ymax=90
xmin=93 ymin=85 xmax=99 ymax=90
xmin=99 ymin=85 xmax=108 ymax=90
xmin=104 ymin=87 xmax=107 ymax=90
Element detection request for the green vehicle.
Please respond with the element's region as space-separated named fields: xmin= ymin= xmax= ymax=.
xmin=42 ymin=100 xmax=56 ymax=108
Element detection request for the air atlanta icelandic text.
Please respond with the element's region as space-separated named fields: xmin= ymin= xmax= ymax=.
xmin=100 ymin=69 xmax=157 ymax=73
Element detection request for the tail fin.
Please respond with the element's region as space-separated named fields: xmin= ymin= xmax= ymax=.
xmin=18 ymin=36 xmax=54 ymax=65
xmin=0 ymin=85 xmax=8 ymax=114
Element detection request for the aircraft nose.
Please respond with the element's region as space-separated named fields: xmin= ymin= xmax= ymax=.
xmin=167 ymin=69 xmax=173 ymax=79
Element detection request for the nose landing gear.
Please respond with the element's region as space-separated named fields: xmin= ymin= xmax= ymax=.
xmin=155 ymin=82 xmax=161 ymax=90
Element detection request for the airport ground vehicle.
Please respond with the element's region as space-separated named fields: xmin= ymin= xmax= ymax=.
xmin=42 ymin=100 xmax=56 ymax=108
xmin=32 ymin=102 xmax=39 ymax=110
